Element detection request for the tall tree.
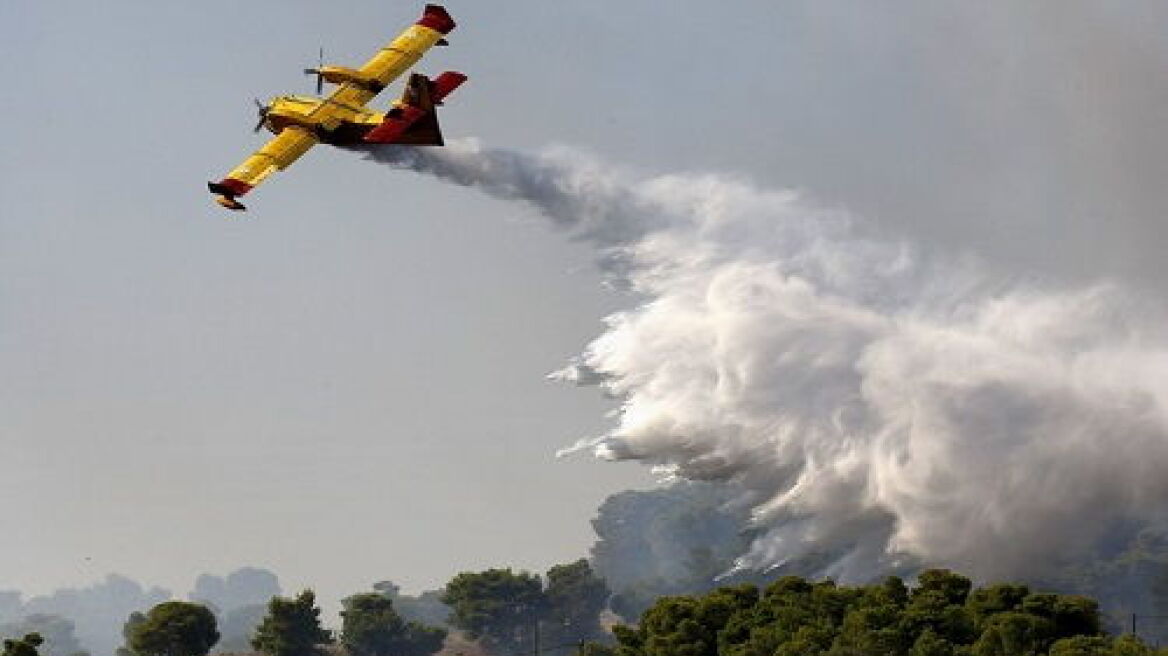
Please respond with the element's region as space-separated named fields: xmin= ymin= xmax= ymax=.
xmin=442 ymin=569 xmax=544 ymax=653
xmin=125 ymin=602 xmax=219 ymax=656
xmin=340 ymin=594 xmax=404 ymax=656
xmin=340 ymin=593 xmax=445 ymax=656
xmin=543 ymin=560 xmax=610 ymax=647
xmin=116 ymin=613 xmax=146 ymax=656
xmin=251 ymin=591 xmax=331 ymax=656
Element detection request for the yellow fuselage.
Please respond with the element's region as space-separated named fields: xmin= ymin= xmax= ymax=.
xmin=263 ymin=95 xmax=394 ymax=142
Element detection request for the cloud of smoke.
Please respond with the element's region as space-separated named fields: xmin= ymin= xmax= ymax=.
xmin=189 ymin=567 xmax=282 ymax=654
xmin=1 ymin=575 xmax=171 ymax=656
xmin=189 ymin=567 xmax=280 ymax=616
xmin=0 ymin=568 xmax=284 ymax=656
xmin=0 ymin=614 xmax=86 ymax=656
xmin=354 ymin=140 xmax=1168 ymax=584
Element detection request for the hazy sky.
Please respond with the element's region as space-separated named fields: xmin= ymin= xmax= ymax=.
xmin=2 ymin=0 xmax=1166 ymax=617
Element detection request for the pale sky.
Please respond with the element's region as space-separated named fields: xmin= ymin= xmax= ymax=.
xmin=3 ymin=0 xmax=1167 ymax=616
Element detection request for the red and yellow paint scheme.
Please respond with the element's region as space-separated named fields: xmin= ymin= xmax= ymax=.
xmin=208 ymin=4 xmax=466 ymax=211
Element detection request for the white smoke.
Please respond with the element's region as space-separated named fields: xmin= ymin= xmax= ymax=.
xmin=355 ymin=140 xmax=1168 ymax=582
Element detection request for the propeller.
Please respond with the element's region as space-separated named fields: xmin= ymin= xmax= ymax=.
xmin=253 ymin=98 xmax=270 ymax=133
xmin=303 ymin=47 xmax=325 ymax=95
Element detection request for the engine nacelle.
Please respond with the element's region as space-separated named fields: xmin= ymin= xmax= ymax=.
xmin=315 ymin=66 xmax=385 ymax=92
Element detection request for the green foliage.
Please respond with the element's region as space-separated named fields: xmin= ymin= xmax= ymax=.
xmin=1048 ymin=636 xmax=1113 ymax=656
xmin=341 ymin=594 xmax=403 ymax=656
xmin=830 ymin=600 xmax=910 ymax=656
xmin=544 ymin=560 xmax=612 ymax=646
xmin=442 ymin=569 xmax=544 ymax=653
xmin=250 ymin=591 xmax=331 ymax=656
xmin=393 ymin=623 xmax=446 ymax=656
xmin=903 ymin=572 xmax=976 ymax=646
xmin=911 ymin=629 xmax=956 ymax=656
xmin=915 ymin=571 xmax=974 ymax=607
xmin=125 ymin=602 xmax=219 ymax=656
xmin=1048 ymin=635 xmax=1159 ymax=656
xmin=116 ymin=612 xmax=146 ymax=656
xmin=576 ymin=642 xmax=617 ymax=656
xmin=339 ymin=593 xmax=445 ymax=656
xmin=970 ymin=612 xmax=1053 ymax=656
xmin=442 ymin=561 xmax=611 ymax=654
xmin=609 ymin=570 xmax=1109 ymax=656
xmin=3 ymin=634 xmax=45 ymax=656
xmin=969 ymin=586 xmax=1032 ymax=630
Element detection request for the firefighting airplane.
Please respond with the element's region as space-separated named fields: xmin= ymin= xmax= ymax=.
xmin=208 ymin=4 xmax=465 ymax=211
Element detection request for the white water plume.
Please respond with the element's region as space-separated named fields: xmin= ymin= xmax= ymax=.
xmin=355 ymin=140 xmax=1168 ymax=582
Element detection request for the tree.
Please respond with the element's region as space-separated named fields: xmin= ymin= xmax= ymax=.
xmin=619 ymin=585 xmax=757 ymax=656
xmin=1108 ymin=635 xmax=1156 ymax=656
xmin=126 ymin=602 xmax=219 ymax=656
xmin=543 ymin=560 xmax=611 ymax=647
xmin=251 ymin=591 xmax=331 ymax=656
xmin=394 ymin=624 xmax=446 ymax=656
xmin=831 ymin=602 xmax=910 ymax=656
xmin=967 ymin=585 xmax=1031 ymax=631
xmin=1049 ymin=636 xmax=1113 ymax=656
xmin=969 ymin=613 xmax=1051 ymax=656
xmin=442 ymin=569 xmax=544 ymax=653
xmin=2 ymin=634 xmax=44 ymax=656
xmin=341 ymin=594 xmax=403 ymax=656
xmin=576 ymin=643 xmax=616 ymax=656
xmin=116 ymin=613 xmax=146 ymax=656
xmin=1019 ymin=594 xmax=1100 ymax=641
xmin=1048 ymin=635 xmax=1162 ymax=656
xmin=910 ymin=629 xmax=954 ymax=656
xmin=340 ymin=593 xmax=445 ymax=656
xmin=903 ymin=571 xmax=975 ymax=646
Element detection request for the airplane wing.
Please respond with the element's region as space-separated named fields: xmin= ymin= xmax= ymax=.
xmin=321 ymin=5 xmax=456 ymax=112
xmin=208 ymin=127 xmax=317 ymax=210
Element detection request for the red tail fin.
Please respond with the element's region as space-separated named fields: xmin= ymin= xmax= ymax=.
xmin=363 ymin=72 xmax=467 ymax=145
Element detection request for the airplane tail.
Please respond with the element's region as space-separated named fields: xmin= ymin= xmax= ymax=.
xmin=363 ymin=71 xmax=467 ymax=145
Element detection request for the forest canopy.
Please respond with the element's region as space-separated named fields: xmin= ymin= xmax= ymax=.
xmin=587 ymin=569 xmax=1164 ymax=656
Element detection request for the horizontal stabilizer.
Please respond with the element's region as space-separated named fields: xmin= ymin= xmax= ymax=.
xmin=430 ymin=71 xmax=468 ymax=103
xmin=208 ymin=179 xmax=253 ymax=211
xmin=215 ymin=195 xmax=247 ymax=211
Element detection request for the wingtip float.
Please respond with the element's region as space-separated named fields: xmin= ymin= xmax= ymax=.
xmin=208 ymin=4 xmax=466 ymax=212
